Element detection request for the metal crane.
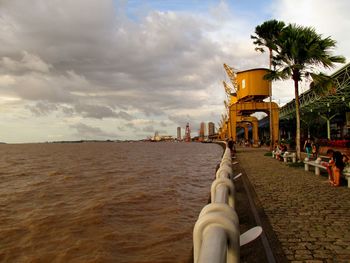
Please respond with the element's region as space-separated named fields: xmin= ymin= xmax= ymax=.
xmin=223 ymin=63 xmax=238 ymax=92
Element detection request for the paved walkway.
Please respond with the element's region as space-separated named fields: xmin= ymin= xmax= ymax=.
xmin=235 ymin=147 xmax=350 ymax=263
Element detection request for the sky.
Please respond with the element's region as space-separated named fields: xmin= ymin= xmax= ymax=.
xmin=0 ymin=0 xmax=349 ymax=143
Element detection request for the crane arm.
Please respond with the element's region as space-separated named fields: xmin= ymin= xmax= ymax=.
xmin=224 ymin=100 xmax=228 ymax=109
xmin=223 ymin=81 xmax=233 ymax=96
xmin=223 ymin=63 xmax=238 ymax=91
xmin=221 ymin=113 xmax=227 ymax=122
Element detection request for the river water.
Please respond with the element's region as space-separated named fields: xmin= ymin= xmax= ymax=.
xmin=0 ymin=142 xmax=223 ymax=263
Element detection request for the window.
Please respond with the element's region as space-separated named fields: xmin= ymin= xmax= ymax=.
xmin=242 ymin=79 xmax=246 ymax=89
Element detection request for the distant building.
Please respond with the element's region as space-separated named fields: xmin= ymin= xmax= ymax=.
xmin=151 ymin=131 xmax=174 ymax=142
xmin=199 ymin=122 xmax=206 ymax=141
xmin=177 ymin=127 xmax=181 ymax=140
xmin=208 ymin=122 xmax=215 ymax=136
xmin=160 ymin=135 xmax=173 ymax=141
xmin=185 ymin=123 xmax=191 ymax=142
xmin=152 ymin=131 xmax=161 ymax=141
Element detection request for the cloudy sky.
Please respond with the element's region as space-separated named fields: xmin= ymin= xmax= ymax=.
xmin=0 ymin=0 xmax=349 ymax=143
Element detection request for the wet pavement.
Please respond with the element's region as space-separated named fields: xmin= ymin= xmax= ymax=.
xmin=235 ymin=147 xmax=350 ymax=263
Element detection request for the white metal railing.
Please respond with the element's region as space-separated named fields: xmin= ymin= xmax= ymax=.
xmin=193 ymin=144 xmax=262 ymax=263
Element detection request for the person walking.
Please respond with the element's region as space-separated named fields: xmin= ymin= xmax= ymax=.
xmin=304 ymin=138 xmax=312 ymax=159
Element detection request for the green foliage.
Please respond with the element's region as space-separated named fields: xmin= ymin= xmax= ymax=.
xmin=264 ymin=152 xmax=272 ymax=156
xmin=251 ymin=19 xmax=286 ymax=54
xmin=252 ymin=20 xmax=346 ymax=161
xmin=309 ymin=72 xmax=336 ymax=96
xmin=268 ymin=24 xmax=346 ymax=82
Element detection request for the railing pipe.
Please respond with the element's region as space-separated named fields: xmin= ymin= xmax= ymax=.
xmin=214 ymin=184 xmax=228 ymax=204
xmin=193 ymin=203 xmax=240 ymax=263
xmin=197 ymin=226 xmax=227 ymax=263
xmin=194 ymin=143 xmax=264 ymax=263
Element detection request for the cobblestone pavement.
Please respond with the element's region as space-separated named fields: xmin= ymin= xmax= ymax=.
xmin=235 ymin=147 xmax=350 ymax=263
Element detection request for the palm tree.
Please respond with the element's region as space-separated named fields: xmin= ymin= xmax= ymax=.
xmin=251 ymin=20 xmax=285 ymax=149
xmin=266 ymin=24 xmax=345 ymax=160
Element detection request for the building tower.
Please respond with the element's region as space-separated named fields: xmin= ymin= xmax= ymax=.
xmin=208 ymin=122 xmax=215 ymax=136
xmin=199 ymin=122 xmax=205 ymax=141
xmin=185 ymin=123 xmax=191 ymax=142
xmin=177 ymin=127 xmax=181 ymax=141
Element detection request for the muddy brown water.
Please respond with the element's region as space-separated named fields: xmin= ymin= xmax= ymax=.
xmin=0 ymin=142 xmax=223 ymax=263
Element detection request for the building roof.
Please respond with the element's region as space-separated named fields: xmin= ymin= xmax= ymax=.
xmin=279 ymin=63 xmax=350 ymax=119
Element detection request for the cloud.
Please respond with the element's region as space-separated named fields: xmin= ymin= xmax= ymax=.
xmin=70 ymin=122 xmax=118 ymax=140
xmin=26 ymin=101 xmax=59 ymax=116
xmin=74 ymin=104 xmax=118 ymax=119
xmin=271 ymin=0 xmax=350 ymax=62
xmin=142 ymin=125 xmax=155 ymax=133
xmin=264 ymin=0 xmax=350 ymax=103
xmin=1 ymin=51 xmax=52 ymax=73
xmin=0 ymin=1 xmax=234 ymax=121
xmin=116 ymin=111 xmax=134 ymax=121
xmin=1 ymin=0 xmax=348 ymax=142
xmin=0 ymin=74 xmax=16 ymax=86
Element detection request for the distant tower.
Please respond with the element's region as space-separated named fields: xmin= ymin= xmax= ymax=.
xmin=199 ymin=122 xmax=205 ymax=141
xmin=208 ymin=122 xmax=215 ymax=136
xmin=153 ymin=131 xmax=160 ymax=141
xmin=177 ymin=127 xmax=181 ymax=140
xmin=185 ymin=123 xmax=191 ymax=142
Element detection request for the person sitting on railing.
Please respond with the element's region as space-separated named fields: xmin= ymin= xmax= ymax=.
xmin=272 ymin=140 xmax=279 ymax=157
xmin=274 ymin=143 xmax=286 ymax=161
xmin=312 ymin=142 xmax=319 ymax=159
xmin=273 ymin=143 xmax=281 ymax=159
xmin=326 ymin=149 xmax=345 ymax=187
xmin=277 ymin=143 xmax=287 ymax=161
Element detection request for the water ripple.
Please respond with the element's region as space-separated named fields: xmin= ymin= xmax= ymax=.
xmin=0 ymin=142 xmax=222 ymax=262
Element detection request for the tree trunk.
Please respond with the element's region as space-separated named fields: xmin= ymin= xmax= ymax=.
xmin=294 ymin=77 xmax=301 ymax=161
xmin=269 ymin=48 xmax=274 ymax=150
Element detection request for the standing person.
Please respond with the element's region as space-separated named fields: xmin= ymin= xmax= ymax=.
xmin=304 ymin=138 xmax=312 ymax=159
xmin=227 ymin=139 xmax=235 ymax=156
xmin=326 ymin=149 xmax=345 ymax=187
xmin=312 ymin=142 xmax=319 ymax=159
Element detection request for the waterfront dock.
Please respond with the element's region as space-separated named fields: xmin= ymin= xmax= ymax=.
xmin=235 ymin=146 xmax=350 ymax=262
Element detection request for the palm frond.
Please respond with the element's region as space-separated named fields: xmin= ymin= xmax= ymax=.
xmin=263 ymin=68 xmax=290 ymax=81
xmin=255 ymin=47 xmax=265 ymax=53
xmin=251 ymin=19 xmax=285 ymax=53
xmin=310 ymin=72 xmax=336 ymax=96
